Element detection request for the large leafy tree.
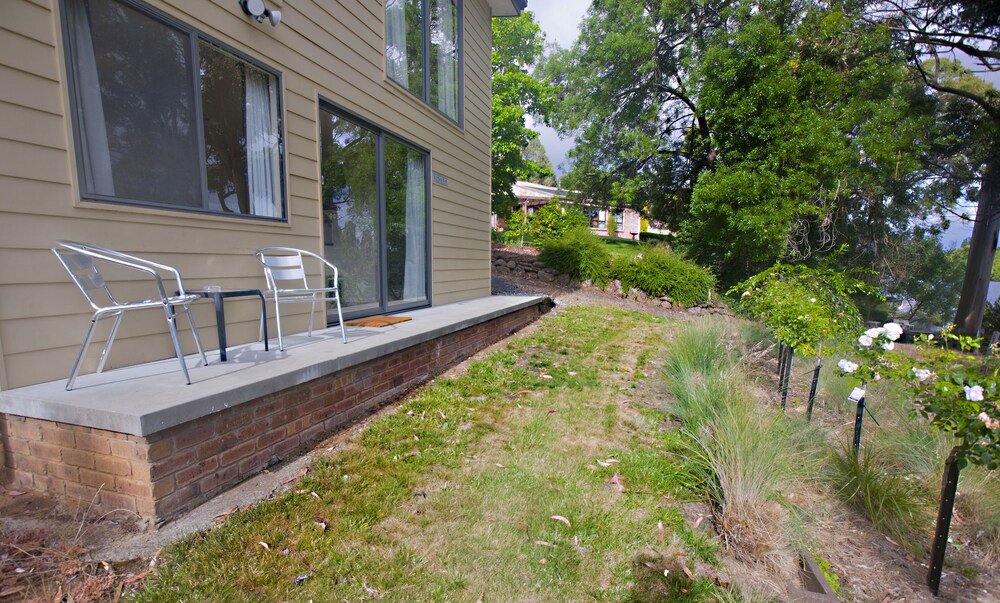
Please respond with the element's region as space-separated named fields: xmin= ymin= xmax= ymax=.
xmin=492 ymin=12 xmax=557 ymax=217
xmin=867 ymin=0 xmax=1000 ymax=336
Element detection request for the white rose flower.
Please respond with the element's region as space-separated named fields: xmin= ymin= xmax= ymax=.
xmin=912 ymin=368 xmax=932 ymax=382
xmin=882 ymin=341 xmax=895 ymax=351
xmin=865 ymin=327 xmax=886 ymax=338
xmin=882 ymin=323 xmax=903 ymax=341
xmin=858 ymin=335 xmax=873 ymax=347
xmin=837 ymin=359 xmax=858 ymax=373
xmin=964 ymin=385 xmax=985 ymax=402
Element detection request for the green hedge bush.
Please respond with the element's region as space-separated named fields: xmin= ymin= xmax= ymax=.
xmin=540 ymin=230 xmax=715 ymax=306
xmin=538 ymin=227 xmax=612 ymax=284
xmin=614 ymin=248 xmax=715 ymax=306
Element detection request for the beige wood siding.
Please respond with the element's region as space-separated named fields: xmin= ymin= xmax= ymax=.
xmin=0 ymin=0 xmax=495 ymax=389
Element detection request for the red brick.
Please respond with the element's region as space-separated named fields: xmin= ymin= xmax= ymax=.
xmin=79 ymin=468 xmax=112 ymax=489
xmin=6 ymin=419 xmax=41 ymax=440
xmin=218 ymin=440 xmax=256 ymax=468
xmin=218 ymin=408 xmax=253 ymax=432
xmin=146 ymin=438 xmax=173 ymax=462
xmin=65 ymin=481 xmax=101 ymax=503
xmin=239 ymin=450 xmax=276 ymax=474
xmin=130 ymin=460 xmax=152 ymax=482
xmin=47 ymin=462 xmax=80 ymax=482
xmin=195 ymin=433 xmax=236 ymax=461
xmin=8 ymin=469 xmax=35 ymax=490
xmin=154 ymin=483 xmax=198 ymax=518
xmin=39 ymin=426 xmax=76 ymax=448
xmin=173 ymin=424 xmax=217 ymax=452
xmin=235 ymin=421 xmax=267 ymax=441
xmin=136 ymin=498 xmax=157 ymax=518
xmin=100 ymin=491 xmax=138 ymax=514
xmin=33 ymin=474 xmax=66 ymax=495
xmin=5 ymin=437 xmax=29 ymax=455
xmin=11 ymin=453 xmax=47 ymax=475
xmin=74 ymin=432 xmax=112 ymax=454
xmin=273 ymin=434 xmax=300 ymax=458
xmin=298 ymin=423 xmax=326 ymax=445
xmin=62 ymin=448 xmax=96 ymax=469
xmin=198 ymin=463 xmax=240 ymax=494
xmin=27 ymin=440 xmax=62 ymax=462
xmin=95 ymin=455 xmax=132 ymax=477
xmin=115 ymin=476 xmax=152 ymax=499
xmin=255 ymin=426 xmax=285 ymax=450
xmin=151 ymin=476 xmax=175 ymax=499
xmin=110 ymin=438 xmax=146 ymax=461
xmin=175 ymin=458 xmax=218 ymax=488
xmin=252 ymin=399 xmax=283 ymax=420
xmin=149 ymin=448 xmax=197 ymax=480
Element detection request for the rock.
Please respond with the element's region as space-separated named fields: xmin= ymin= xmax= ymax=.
xmin=538 ymin=271 xmax=555 ymax=282
xmin=494 ymin=266 xmax=510 ymax=275
xmin=505 ymin=260 xmax=517 ymax=269
xmin=493 ymin=258 xmax=506 ymax=266
xmin=661 ymin=301 xmax=672 ymax=309
xmin=688 ymin=307 xmax=704 ymax=315
xmin=558 ymin=274 xmax=572 ymax=285
xmin=582 ymin=279 xmax=592 ymax=288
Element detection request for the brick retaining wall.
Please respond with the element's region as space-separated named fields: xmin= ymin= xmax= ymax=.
xmin=1 ymin=303 xmax=548 ymax=522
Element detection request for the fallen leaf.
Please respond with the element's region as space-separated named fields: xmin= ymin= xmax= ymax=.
xmin=294 ymin=489 xmax=309 ymax=495
xmin=547 ymin=409 xmax=556 ymax=414
xmin=510 ymin=390 xmax=532 ymax=398
xmin=0 ymin=586 xmax=26 ymax=598
xmin=295 ymin=575 xmax=310 ymax=585
xmin=314 ymin=521 xmax=328 ymax=531
xmin=310 ymin=491 xmax=321 ymax=500
xmin=540 ymin=374 xmax=553 ymax=379
xmin=675 ymin=551 xmax=688 ymax=557
xmin=495 ymin=463 xmax=506 ymax=468
xmin=683 ymin=566 xmax=694 ymax=579
xmin=550 ymin=515 xmax=572 ymax=527
xmin=281 ymin=548 xmax=290 ymax=555
xmin=597 ymin=459 xmax=611 ymax=467
xmin=414 ymin=435 xmax=419 ymax=441
xmin=438 ymin=410 xmax=447 ymax=419
xmin=604 ymin=458 xmax=620 ymax=464
xmin=643 ymin=561 xmax=656 ymax=569
xmin=568 ymin=371 xmax=578 ymax=376
xmin=879 ymin=595 xmax=892 ymax=603
xmin=282 ymin=466 xmax=309 ymax=486
xmin=610 ymin=474 xmax=626 ymax=492
xmin=538 ymin=558 xmax=547 ymax=564
xmin=585 ymin=464 xmax=599 ymax=471
xmin=258 ymin=542 xmax=270 ymax=551
xmin=406 ymin=410 xmax=414 ymax=416
xmin=534 ymin=540 xmax=552 ymax=547
xmin=694 ymin=515 xmax=704 ymax=528
xmin=621 ymin=366 xmax=634 ymax=372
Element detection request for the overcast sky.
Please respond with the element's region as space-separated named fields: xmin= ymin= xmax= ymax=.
xmin=524 ymin=1 xmax=981 ymax=247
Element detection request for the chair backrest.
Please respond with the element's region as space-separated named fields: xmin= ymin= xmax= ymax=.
xmin=258 ymin=249 xmax=310 ymax=291
xmin=53 ymin=245 xmax=114 ymax=310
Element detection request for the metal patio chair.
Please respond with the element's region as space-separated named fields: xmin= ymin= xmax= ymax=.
xmin=255 ymin=247 xmax=347 ymax=350
xmin=52 ymin=241 xmax=208 ymax=390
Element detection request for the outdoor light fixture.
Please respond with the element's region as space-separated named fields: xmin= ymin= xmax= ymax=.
xmin=239 ymin=0 xmax=281 ymax=26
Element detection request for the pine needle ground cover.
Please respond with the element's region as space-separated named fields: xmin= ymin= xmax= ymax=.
xmin=134 ymin=306 xmax=727 ymax=602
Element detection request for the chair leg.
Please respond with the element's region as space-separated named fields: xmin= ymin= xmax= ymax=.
xmin=182 ymin=305 xmax=209 ymax=366
xmin=307 ymin=298 xmax=316 ymax=337
xmin=163 ymin=306 xmax=192 ymax=385
xmin=97 ymin=312 xmax=124 ymax=374
xmin=274 ymin=301 xmax=285 ymax=351
xmin=66 ymin=316 xmax=100 ymax=391
xmin=335 ymin=290 xmax=346 ymax=344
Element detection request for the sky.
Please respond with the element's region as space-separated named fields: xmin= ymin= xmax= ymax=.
xmin=524 ymin=1 xmax=983 ymax=248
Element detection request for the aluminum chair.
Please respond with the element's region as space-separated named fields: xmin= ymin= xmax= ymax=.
xmin=52 ymin=241 xmax=208 ymax=390
xmin=255 ymin=247 xmax=347 ymax=350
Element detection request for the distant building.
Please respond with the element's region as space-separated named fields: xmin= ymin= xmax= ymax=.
xmin=499 ymin=181 xmax=643 ymax=238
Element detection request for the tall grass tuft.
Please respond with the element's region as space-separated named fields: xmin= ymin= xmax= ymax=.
xmin=827 ymin=442 xmax=931 ymax=556
xmin=662 ymin=322 xmax=739 ymax=429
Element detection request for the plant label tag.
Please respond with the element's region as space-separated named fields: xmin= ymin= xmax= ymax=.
xmin=848 ymin=387 xmax=866 ymax=402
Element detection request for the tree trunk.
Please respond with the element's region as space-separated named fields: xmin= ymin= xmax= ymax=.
xmin=953 ymin=151 xmax=1000 ymax=337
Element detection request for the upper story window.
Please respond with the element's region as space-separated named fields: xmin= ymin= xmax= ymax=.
xmin=63 ymin=0 xmax=285 ymax=219
xmin=385 ymin=0 xmax=461 ymax=123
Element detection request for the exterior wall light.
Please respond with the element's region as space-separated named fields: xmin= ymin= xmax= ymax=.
xmin=239 ymin=0 xmax=281 ymax=26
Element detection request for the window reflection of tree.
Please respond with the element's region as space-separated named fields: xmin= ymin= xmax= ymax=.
xmin=320 ymin=115 xmax=379 ymax=308
xmin=201 ymin=43 xmax=249 ymax=214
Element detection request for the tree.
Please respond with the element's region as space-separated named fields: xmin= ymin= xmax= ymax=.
xmin=887 ymin=237 xmax=967 ymax=324
xmin=492 ymin=12 xmax=557 ymax=217
xmin=868 ymin=0 xmax=1000 ymax=336
xmin=521 ymin=137 xmax=557 ymax=186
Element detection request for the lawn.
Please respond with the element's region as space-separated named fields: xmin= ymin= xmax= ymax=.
xmin=600 ymin=237 xmax=643 ymax=257
xmin=133 ymin=306 xmax=726 ymax=602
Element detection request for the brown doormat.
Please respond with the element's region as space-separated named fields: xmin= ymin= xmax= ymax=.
xmin=343 ymin=315 xmax=412 ymax=328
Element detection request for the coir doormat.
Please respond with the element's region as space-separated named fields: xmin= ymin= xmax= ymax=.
xmin=343 ymin=315 xmax=412 ymax=328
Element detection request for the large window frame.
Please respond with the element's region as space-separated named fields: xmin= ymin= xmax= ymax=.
xmin=385 ymin=0 xmax=464 ymax=125
xmin=319 ymin=100 xmax=432 ymax=323
xmin=61 ymin=0 xmax=288 ymax=221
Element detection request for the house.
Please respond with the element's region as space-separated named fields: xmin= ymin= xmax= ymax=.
xmin=504 ymin=181 xmax=643 ymax=238
xmin=0 ymin=0 xmax=547 ymax=521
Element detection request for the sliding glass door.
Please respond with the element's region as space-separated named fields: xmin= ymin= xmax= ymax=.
xmin=319 ymin=104 xmax=429 ymax=322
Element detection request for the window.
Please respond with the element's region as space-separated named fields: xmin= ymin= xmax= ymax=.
xmin=385 ymin=0 xmax=461 ymax=122
xmin=320 ymin=104 xmax=429 ymax=320
xmin=63 ymin=0 xmax=285 ymax=219
xmin=587 ymin=209 xmax=623 ymax=230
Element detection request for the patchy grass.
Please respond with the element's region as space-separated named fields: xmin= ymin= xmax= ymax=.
xmin=601 ymin=237 xmax=643 ymax=257
xmin=133 ymin=306 xmax=730 ymax=602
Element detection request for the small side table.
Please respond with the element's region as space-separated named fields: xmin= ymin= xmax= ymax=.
xmin=185 ymin=289 xmax=269 ymax=362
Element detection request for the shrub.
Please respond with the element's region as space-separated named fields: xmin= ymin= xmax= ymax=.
xmin=538 ymin=226 xmax=611 ymax=283
xmin=614 ymin=248 xmax=715 ymax=306
xmin=508 ymin=201 xmax=589 ymax=245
